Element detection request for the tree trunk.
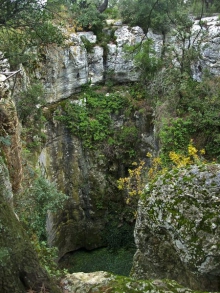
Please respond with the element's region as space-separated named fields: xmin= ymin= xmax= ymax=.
xmin=98 ymin=0 xmax=108 ymax=13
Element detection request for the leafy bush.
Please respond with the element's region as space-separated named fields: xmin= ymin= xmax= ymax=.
xmin=125 ymin=39 xmax=161 ymax=82
xmin=157 ymin=75 xmax=220 ymax=163
xmin=71 ymin=3 xmax=106 ymax=35
xmin=159 ymin=118 xmax=194 ymax=161
xmin=54 ymin=88 xmax=129 ymax=148
xmin=32 ymin=238 xmax=67 ymax=278
xmin=118 ymin=0 xmax=174 ymax=34
xmin=80 ymin=36 xmax=94 ymax=53
xmin=0 ymin=1 xmax=65 ymax=67
xmin=16 ymin=176 xmax=68 ymax=241
xmin=53 ymin=86 xmax=144 ymax=163
xmin=17 ymin=83 xmax=45 ymax=124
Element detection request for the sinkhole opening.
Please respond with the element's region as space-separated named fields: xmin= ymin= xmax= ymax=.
xmin=58 ymin=246 xmax=136 ymax=276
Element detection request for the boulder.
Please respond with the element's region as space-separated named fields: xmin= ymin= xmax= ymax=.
xmin=60 ymin=271 xmax=213 ymax=293
xmin=131 ymin=164 xmax=220 ymax=291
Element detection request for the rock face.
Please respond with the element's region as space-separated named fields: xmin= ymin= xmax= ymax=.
xmin=39 ymin=94 xmax=155 ymax=258
xmin=0 ymin=54 xmax=61 ymax=293
xmin=32 ymin=16 xmax=220 ymax=259
xmin=197 ymin=16 xmax=220 ymax=77
xmin=132 ymin=164 xmax=220 ymax=291
xmin=0 ymin=52 xmax=22 ymax=193
xmin=106 ymin=26 xmax=144 ymax=82
xmin=41 ymin=122 xmax=108 ymax=257
xmin=36 ymin=27 xmax=144 ymax=103
xmin=0 ymin=158 xmax=61 ymax=293
xmin=16 ymin=16 xmax=220 ymax=104
xmin=60 ymin=271 xmax=209 ymax=293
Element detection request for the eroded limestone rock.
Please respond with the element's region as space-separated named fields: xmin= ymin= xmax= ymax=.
xmin=132 ymin=164 xmax=220 ymax=291
xmin=60 ymin=271 xmax=214 ymax=293
xmin=106 ymin=26 xmax=144 ymax=82
xmin=0 ymin=157 xmax=61 ymax=293
xmin=39 ymin=92 xmax=155 ymax=258
xmin=12 ymin=17 xmax=220 ymax=104
xmin=0 ymin=53 xmax=22 ymax=192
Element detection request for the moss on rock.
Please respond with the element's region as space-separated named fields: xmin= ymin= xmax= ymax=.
xmin=0 ymin=159 xmax=61 ymax=293
xmin=61 ymin=271 xmax=217 ymax=293
xmin=132 ymin=164 xmax=220 ymax=291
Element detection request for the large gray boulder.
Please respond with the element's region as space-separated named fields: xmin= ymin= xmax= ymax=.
xmin=132 ymin=164 xmax=220 ymax=291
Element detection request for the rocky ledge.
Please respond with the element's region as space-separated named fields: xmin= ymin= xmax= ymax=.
xmin=60 ymin=271 xmax=217 ymax=293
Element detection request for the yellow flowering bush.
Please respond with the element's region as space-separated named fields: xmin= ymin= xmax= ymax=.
xmin=169 ymin=141 xmax=205 ymax=167
xmin=118 ymin=160 xmax=146 ymax=199
xmin=118 ymin=141 xmax=206 ymax=204
xmin=147 ymin=157 xmax=164 ymax=180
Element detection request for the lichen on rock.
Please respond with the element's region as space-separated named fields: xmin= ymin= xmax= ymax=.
xmin=132 ymin=164 xmax=220 ymax=291
xmin=60 ymin=270 xmax=217 ymax=293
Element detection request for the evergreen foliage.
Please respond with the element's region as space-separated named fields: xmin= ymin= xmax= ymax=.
xmin=118 ymin=0 xmax=220 ymax=34
xmin=53 ymin=85 xmax=144 ymax=162
xmin=71 ymin=2 xmax=106 ymax=35
xmin=16 ymin=175 xmax=68 ymax=241
xmin=0 ymin=0 xmax=65 ymax=67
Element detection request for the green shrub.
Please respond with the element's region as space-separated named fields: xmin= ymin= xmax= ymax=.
xmin=16 ymin=176 xmax=68 ymax=241
xmin=157 ymin=75 xmax=220 ymax=163
xmin=32 ymin=238 xmax=67 ymax=278
xmin=17 ymin=83 xmax=45 ymax=124
xmin=159 ymin=118 xmax=194 ymax=163
xmin=80 ymin=36 xmax=94 ymax=53
xmin=71 ymin=3 xmax=106 ymax=35
xmin=55 ymin=89 xmax=129 ymax=149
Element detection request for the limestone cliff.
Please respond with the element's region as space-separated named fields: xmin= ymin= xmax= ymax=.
xmin=1 ymin=13 xmax=220 ymax=289
xmin=34 ymin=26 xmax=144 ymax=103
xmin=32 ymin=16 xmax=220 ymax=105
xmin=10 ymin=15 xmax=220 ymax=260
xmin=40 ymin=91 xmax=155 ymax=258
